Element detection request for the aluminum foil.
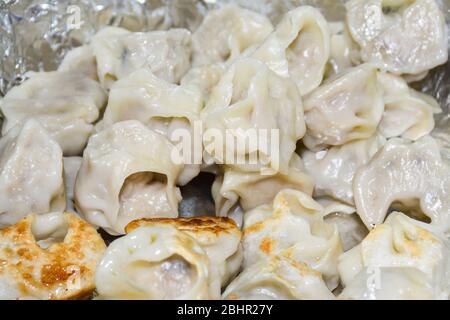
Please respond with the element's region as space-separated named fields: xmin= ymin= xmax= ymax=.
xmin=0 ymin=0 xmax=449 ymax=144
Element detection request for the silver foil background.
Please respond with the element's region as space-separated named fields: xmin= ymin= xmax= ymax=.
xmin=0 ymin=0 xmax=449 ymax=141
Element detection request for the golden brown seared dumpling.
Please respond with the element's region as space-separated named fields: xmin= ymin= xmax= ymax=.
xmin=338 ymin=212 xmax=450 ymax=299
xmin=0 ymin=212 xmax=106 ymax=300
xmin=95 ymin=217 xmax=242 ymax=300
xmin=0 ymin=120 xmax=65 ymax=228
xmin=242 ymin=189 xmax=343 ymax=290
xmin=74 ymin=121 xmax=183 ymax=235
xmin=0 ymin=71 xmax=107 ymax=156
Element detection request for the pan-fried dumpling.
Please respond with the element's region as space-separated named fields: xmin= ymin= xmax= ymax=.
xmin=201 ymin=58 xmax=305 ymax=174
xmin=126 ymin=217 xmax=242 ymax=298
xmin=99 ymin=69 xmax=204 ymax=185
xmin=223 ymin=255 xmax=335 ymax=300
xmin=58 ymin=45 xmax=98 ymax=80
xmin=0 ymin=212 xmax=106 ymax=300
xmin=346 ymin=0 xmax=448 ymax=75
xmin=302 ymin=134 xmax=386 ymax=205
xmin=212 ymin=155 xmax=313 ymax=217
xmin=0 ymin=120 xmax=65 ymax=228
xmin=303 ymin=64 xmax=384 ymax=150
xmin=0 ymin=71 xmax=107 ymax=156
xmin=95 ymin=217 xmax=242 ymax=299
xmin=63 ymin=157 xmax=82 ymax=214
xmin=92 ymin=26 xmax=192 ymax=89
xmin=353 ymin=136 xmax=450 ymax=232
xmin=74 ymin=121 xmax=183 ymax=235
xmin=338 ymin=212 xmax=450 ymax=299
xmin=242 ymin=189 xmax=342 ymax=289
xmin=251 ymin=6 xmax=330 ymax=95
xmin=191 ymin=4 xmax=273 ymax=67
xmin=377 ymin=72 xmax=441 ymax=140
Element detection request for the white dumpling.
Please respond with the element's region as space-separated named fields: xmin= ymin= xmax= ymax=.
xmin=346 ymin=0 xmax=448 ymax=75
xmin=126 ymin=217 xmax=242 ymax=298
xmin=338 ymin=212 xmax=450 ymax=299
xmin=242 ymin=189 xmax=343 ymax=289
xmin=95 ymin=217 xmax=242 ymax=300
xmin=303 ymin=64 xmax=384 ymax=150
xmin=0 ymin=120 xmax=65 ymax=228
xmin=353 ymin=136 xmax=450 ymax=233
xmin=327 ymin=22 xmax=360 ymax=76
xmin=0 ymin=71 xmax=107 ymax=156
xmin=192 ymin=4 xmax=273 ymax=67
xmin=92 ymin=26 xmax=192 ymax=89
xmin=302 ymin=134 xmax=386 ymax=205
xmin=223 ymin=255 xmax=335 ymax=300
xmin=251 ymin=6 xmax=330 ymax=95
xmin=74 ymin=121 xmax=183 ymax=235
xmin=58 ymin=45 xmax=98 ymax=80
xmin=180 ymin=63 xmax=226 ymax=100
xmin=0 ymin=212 xmax=106 ymax=300
xmin=321 ymin=198 xmax=369 ymax=251
xmin=100 ymin=69 xmax=204 ymax=185
xmin=63 ymin=157 xmax=82 ymax=214
xmin=201 ymin=58 xmax=305 ymax=174
xmin=377 ymin=72 xmax=441 ymax=140
xmin=212 ymin=154 xmax=314 ymax=217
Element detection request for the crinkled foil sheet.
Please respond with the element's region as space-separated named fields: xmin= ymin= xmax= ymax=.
xmin=0 ymin=1 xmax=449 ymax=203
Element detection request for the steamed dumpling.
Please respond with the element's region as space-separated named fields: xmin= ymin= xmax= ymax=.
xmin=339 ymin=212 xmax=450 ymax=299
xmin=63 ymin=157 xmax=82 ymax=214
xmin=99 ymin=69 xmax=204 ymax=185
xmin=346 ymin=0 xmax=448 ymax=75
xmin=212 ymin=154 xmax=313 ymax=217
xmin=303 ymin=64 xmax=384 ymax=150
xmin=0 ymin=71 xmax=107 ymax=156
xmin=251 ymin=6 xmax=330 ymax=95
xmin=223 ymin=255 xmax=335 ymax=300
xmin=201 ymin=58 xmax=305 ymax=174
xmin=377 ymin=72 xmax=441 ymax=140
xmin=0 ymin=212 xmax=106 ymax=300
xmin=353 ymin=135 xmax=450 ymax=233
xmin=192 ymin=4 xmax=273 ymax=67
xmin=0 ymin=120 xmax=65 ymax=228
xmin=74 ymin=121 xmax=183 ymax=235
xmin=95 ymin=217 xmax=242 ymax=299
xmin=242 ymin=189 xmax=343 ymax=289
xmin=92 ymin=27 xmax=192 ymax=89
xmin=58 ymin=45 xmax=98 ymax=80
xmin=302 ymin=134 xmax=386 ymax=205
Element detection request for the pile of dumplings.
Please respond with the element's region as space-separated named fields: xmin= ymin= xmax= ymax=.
xmin=0 ymin=0 xmax=449 ymax=300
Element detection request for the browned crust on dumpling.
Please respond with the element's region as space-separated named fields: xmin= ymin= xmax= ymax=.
xmin=0 ymin=212 xmax=106 ymax=300
xmin=125 ymin=216 xmax=239 ymax=235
